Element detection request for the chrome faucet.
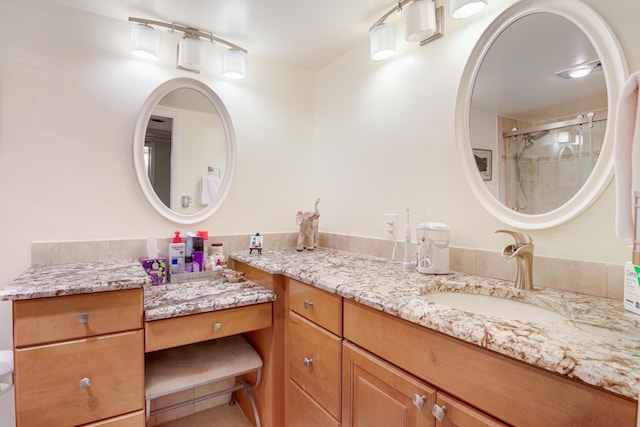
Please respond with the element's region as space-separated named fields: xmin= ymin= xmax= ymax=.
xmin=495 ymin=230 xmax=534 ymax=290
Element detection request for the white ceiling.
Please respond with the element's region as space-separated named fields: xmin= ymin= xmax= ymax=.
xmin=472 ymin=12 xmax=606 ymax=122
xmin=37 ymin=0 xmax=394 ymax=71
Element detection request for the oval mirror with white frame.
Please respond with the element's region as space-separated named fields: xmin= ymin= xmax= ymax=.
xmin=134 ymin=78 xmax=236 ymax=224
xmin=456 ymin=0 xmax=628 ymax=229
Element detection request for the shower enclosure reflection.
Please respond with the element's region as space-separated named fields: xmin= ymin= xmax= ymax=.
xmin=499 ymin=111 xmax=606 ymax=214
xmin=457 ymin=0 xmax=627 ymax=229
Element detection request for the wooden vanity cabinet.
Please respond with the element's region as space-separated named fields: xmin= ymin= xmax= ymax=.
xmin=342 ymin=341 xmax=506 ymax=427
xmin=343 ymin=299 xmax=636 ymax=427
xmin=232 ymin=262 xmax=287 ymax=427
xmin=342 ymin=341 xmax=435 ymax=427
xmin=433 ymin=393 xmax=507 ymax=427
xmin=13 ymin=289 xmax=145 ymax=427
xmin=286 ymin=279 xmax=343 ymax=426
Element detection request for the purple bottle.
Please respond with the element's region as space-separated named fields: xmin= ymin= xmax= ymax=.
xmin=192 ymin=236 xmax=204 ymax=272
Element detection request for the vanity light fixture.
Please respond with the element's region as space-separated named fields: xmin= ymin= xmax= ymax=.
xmin=405 ymin=0 xmax=437 ymax=42
xmin=130 ymin=24 xmax=160 ymax=59
xmin=177 ymin=36 xmax=205 ymax=72
xmin=370 ymin=24 xmax=396 ymax=61
xmin=449 ymin=0 xmax=487 ymax=19
xmin=128 ymin=17 xmax=247 ymax=77
xmin=369 ymin=0 xmax=443 ymax=61
xmin=221 ymin=49 xmax=247 ymax=79
xmin=555 ymin=59 xmax=602 ymax=79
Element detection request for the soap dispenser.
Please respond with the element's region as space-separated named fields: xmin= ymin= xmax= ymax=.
xmin=169 ymin=231 xmax=186 ymax=276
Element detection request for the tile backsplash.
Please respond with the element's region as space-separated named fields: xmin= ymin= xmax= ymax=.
xmin=32 ymin=231 xmax=624 ymax=300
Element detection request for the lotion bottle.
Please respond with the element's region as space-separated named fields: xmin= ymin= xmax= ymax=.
xmin=169 ymin=231 xmax=185 ymax=276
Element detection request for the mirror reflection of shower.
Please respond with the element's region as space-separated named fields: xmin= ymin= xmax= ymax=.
xmin=502 ymin=111 xmax=605 ymax=214
xmin=515 ymin=130 xmax=549 ymax=212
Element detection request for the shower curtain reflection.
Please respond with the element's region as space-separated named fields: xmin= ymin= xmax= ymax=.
xmin=502 ymin=114 xmax=606 ymax=214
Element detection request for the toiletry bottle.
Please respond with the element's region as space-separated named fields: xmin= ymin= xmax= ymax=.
xmin=210 ymin=242 xmax=224 ymax=264
xmin=185 ymin=232 xmax=195 ymax=272
xmin=193 ymin=236 xmax=204 ymax=272
xmin=169 ymin=231 xmax=185 ymax=276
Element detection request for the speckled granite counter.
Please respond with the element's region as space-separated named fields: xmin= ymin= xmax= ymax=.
xmin=144 ymin=278 xmax=276 ymax=321
xmin=1 ymin=260 xmax=276 ymax=323
xmin=231 ymin=248 xmax=640 ymax=400
xmin=0 ymin=260 xmax=151 ymax=300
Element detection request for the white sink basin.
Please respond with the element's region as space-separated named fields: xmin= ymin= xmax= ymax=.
xmin=424 ymin=292 xmax=567 ymax=322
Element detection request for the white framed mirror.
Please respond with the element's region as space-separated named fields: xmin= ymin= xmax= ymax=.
xmin=456 ymin=0 xmax=628 ymax=229
xmin=133 ymin=78 xmax=237 ymax=224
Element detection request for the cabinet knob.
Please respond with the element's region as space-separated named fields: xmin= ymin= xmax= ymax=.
xmin=77 ymin=313 xmax=89 ymax=323
xmin=303 ymin=301 xmax=314 ymax=310
xmin=432 ymin=404 xmax=447 ymax=422
xmin=213 ymin=322 xmax=222 ymax=332
xmin=412 ymin=394 xmax=426 ymax=409
xmin=303 ymin=357 xmax=313 ymax=368
xmin=80 ymin=377 xmax=91 ymax=389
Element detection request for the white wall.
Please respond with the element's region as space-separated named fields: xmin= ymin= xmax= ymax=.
xmin=315 ymin=0 xmax=640 ymax=264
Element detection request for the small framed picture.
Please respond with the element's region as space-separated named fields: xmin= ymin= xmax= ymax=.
xmin=473 ymin=148 xmax=492 ymax=181
xmin=249 ymin=233 xmax=263 ymax=255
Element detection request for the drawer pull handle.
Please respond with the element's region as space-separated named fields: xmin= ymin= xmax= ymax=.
xmin=432 ymin=404 xmax=447 ymax=421
xmin=303 ymin=301 xmax=314 ymax=309
xmin=213 ymin=322 xmax=222 ymax=332
xmin=412 ymin=394 xmax=426 ymax=410
xmin=80 ymin=377 xmax=91 ymax=389
xmin=77 ymin=313 xmax=89 ymax=323
xmin=303 ymin=357 xmax=313 ymax=368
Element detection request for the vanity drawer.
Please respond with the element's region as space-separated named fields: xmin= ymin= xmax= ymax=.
xmin=145 ymin=302 xmax=273 ymax=352
xmin=13 ymin=289 xmax=143 ymax=348
xmin=287 ymin=378 xmax=340 ymax=427
xmin=79 ymin=410 xmax=145 ymax=426
xmin=289 ymin=279 xmax=342 ymax=336
xmin=14 ymin=330 xmax=144 ymax=427
xmin=288 ymin=311 xmax=342 ymax=419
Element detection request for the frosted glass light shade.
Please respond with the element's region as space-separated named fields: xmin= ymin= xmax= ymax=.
xmin=449 ymin=0 xmax=487 ymax=19
xmin=405 ymin=0 xmax=436 ymax=42
xmin=370 ymin=24 xmax=395 ymax=61
xmin=222 ymin=49 xmax=247 ymax=79
xmin=177 ymin=37 xmax=204 ymax=72
xmin=130 ymin=24 xmax=160 ymax=59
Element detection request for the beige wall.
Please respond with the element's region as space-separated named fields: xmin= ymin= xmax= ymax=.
xmin=315 ymin=0 xmax=639 ymax=265
xmin=1 ymin=0 xmax=639 ymax=425
xmin=0 ymin=1 xmax=315 ymax=423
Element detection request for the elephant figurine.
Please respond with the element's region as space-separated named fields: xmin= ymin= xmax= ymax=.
xmin=296 ymin=198 xmax=320 ymax=251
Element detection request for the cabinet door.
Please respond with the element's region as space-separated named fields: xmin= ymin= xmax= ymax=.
xmin=433 ymin=393 xmax=507 ymax=427
xmin=342 ymin=341 xmax=435 ymax=427
xmin=287 ymin=379 xmax=340 ymax=427
xmin=14 ymin=330 xmax=144 ymax=427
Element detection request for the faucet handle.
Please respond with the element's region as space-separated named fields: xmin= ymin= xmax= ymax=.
xmin=495 ymin=229 xmax=533 ymax=246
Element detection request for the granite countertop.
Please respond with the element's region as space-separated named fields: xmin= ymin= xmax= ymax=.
xmin=231 ymin=248 xmax=640 ymax=400
xmin=1 ymin=260 xmax=277 ymax=323
xmin=0 ymin=260 xmax=151 ymax=300
xmin=144 ymin=278 xmax=276 ymax=321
